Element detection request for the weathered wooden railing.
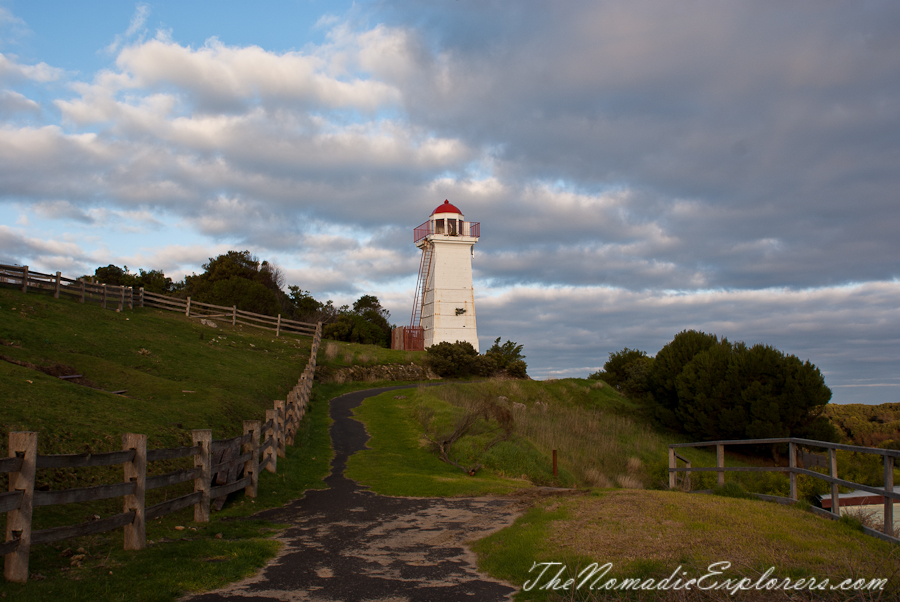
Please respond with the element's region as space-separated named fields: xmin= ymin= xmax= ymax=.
xmin=0 ymin=264 xmax=319 ymax=340
xmin=669 ymin=437 xmax=899 ymax=540
xmin=0 ymin=264 xmax=142 ymax=310
xmin=142 ymin=291 xmax=316 ymax=338
xmin=2 ymin=324 xmax=322 ymax=583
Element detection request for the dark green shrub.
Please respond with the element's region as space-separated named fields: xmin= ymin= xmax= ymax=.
xmin=485 ymin=337 xmax=525 ymax=370
xmin=472 ymin=353 xmax=501 ymax=376
xmin=323 ymin=314 xmax=387 ymax=346
xmin=650 ymin=330 xmax=719 ymax=410
xmin=505 ymin=359 xmax=528 ymax=379
xmin=426 ymin=341 xmax=479 ymax=377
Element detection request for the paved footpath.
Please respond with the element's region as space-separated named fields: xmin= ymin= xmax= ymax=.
xmin=185 ymin=385 xmax=524 ymax=602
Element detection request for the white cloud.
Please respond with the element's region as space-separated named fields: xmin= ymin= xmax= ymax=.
xmin=0 ymin=90 xmax=39 ymax=116
xmin=105 ymin=3 xmax=151 ymax=55
xmin=0 ymin=53 xmax=63 ymax=83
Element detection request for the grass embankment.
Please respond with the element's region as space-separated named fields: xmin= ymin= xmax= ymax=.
xmin=0 ymin=287 xmax=339 ymax=600
xmin=348 ymin=380 xmax=788 ymax=494
xmin=320 ymin=339 xmax=423 ymax=368
xmin=346 ymin=380 xmax=900 ymax=600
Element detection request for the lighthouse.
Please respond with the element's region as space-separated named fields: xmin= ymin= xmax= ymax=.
xmin=406 ymin=200 xmax=480 ymax=351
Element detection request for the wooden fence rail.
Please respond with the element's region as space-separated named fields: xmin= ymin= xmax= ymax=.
xmin=3 ymin=323 xmax=322 ymax=583
xmin=668 ymin=437 xmax=898 ymax=541
xmin=1 ymin=264 xmax=318 ymax=339
xmin=1 ymin=264 xmax=142 ymax=310
xmin=141 ymin=291 xmax=317 ymax=337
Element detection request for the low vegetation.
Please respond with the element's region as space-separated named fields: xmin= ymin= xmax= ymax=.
xmin=344 ymin=379 xmax=900 ymax=600
xmin=425 ymin=338 xmax=528 ymax=378
xmin=474 ymin=490 xmax=899 ymax=601
xmin=0 ymin=286 xmax=337 ymax=600
xmin=4 ymin=282 xmax=898 ymax=601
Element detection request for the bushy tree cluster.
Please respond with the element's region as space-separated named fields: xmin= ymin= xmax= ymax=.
xmin=648 ymin=330 xmax=837 ymax=444
xmin=92 ymin=264 xmax=180 ymax=294
xmin=588 ymin=347 xmax=653 ymax=397
xmin=323 ymin=295 xmax=393 ymax=347
xmin=183 ymin=251 xmax=287 ymax=316
xmin=426 ymin=339 xmax=528 ymax=378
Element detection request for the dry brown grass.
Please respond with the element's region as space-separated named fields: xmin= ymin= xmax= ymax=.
xmin=542 ymin=490 xmax=899 ymax=597
xmin=432 ymin=381 xmax=670 ymax=490
xmin=324 ymin=341 xmax=340 ymax=360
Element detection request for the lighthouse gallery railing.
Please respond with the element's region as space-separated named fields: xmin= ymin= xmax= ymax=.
xmin=413 ymin=220 xmax=480 ymax=243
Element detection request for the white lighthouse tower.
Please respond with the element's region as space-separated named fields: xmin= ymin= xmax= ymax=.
xmin=408 ymin=200 xmax=480 ymax=351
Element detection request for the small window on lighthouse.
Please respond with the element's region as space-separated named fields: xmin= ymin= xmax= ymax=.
xmin=448 ymin=219 xmax=457 ymax=235
xmin=435 ymin=219 xmax=444 ymax=234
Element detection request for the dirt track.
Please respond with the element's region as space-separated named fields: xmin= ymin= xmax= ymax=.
xmin=184 ymin=385 xmax=525 ymax=602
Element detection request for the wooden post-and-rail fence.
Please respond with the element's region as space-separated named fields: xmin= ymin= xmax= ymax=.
xmin=0 ymin=264 xmax=318 ymax=339
xmin=668 ymin=437 xmax=899 ymax=542
xmin=3 ymin=324 xmax=322 ymax=583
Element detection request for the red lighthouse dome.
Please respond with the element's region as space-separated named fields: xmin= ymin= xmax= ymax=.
xmin=431 ymin=200 xmax=463 ymax=216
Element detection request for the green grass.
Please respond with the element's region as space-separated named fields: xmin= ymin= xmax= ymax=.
xmin=345 ymin=386 xmax=534 ymax=496
xmin=0 ymin=286 xmax=341 ymax=600
xmin=0 ymin=380 xmax=335 ymax=601
xmin=318 ymin=338 xmax=425 ymax=368
xmin=342 ymin=380 xmax=900 ymax=600
xmin=474 ymin=490 xmax=900 ymax=601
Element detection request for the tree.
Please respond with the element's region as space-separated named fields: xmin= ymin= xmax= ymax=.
xmin=322 ymin=295 xmax=392 ymax=347
xmin=650 ymin=330 xmax=720 ymax=411
xmin=94 ymin=264 xmax=131 ymax=286
xmin=183 ymin=251 xmax=283 ymax=315
xmin=428 ymin=339 xmax=528 ymax=378
xmin=485 ymin=337 xmax=525 ymax=370
xmin=93 ymin=265 xmax=179 ymax=293
xmin=589 ymin=347 xmax=648 ymax=388
xmin=672 ymin=340 xmax=837 ymax=447
xmin=426 ymin=341 xmax=480 ymax=377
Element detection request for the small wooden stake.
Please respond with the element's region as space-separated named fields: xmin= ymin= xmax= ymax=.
xmin=123 ymin=433 xmax=146 ymax=550
xmin=193 ymin=429 xmax=211 ymax=523
xmin=5 ymin=432 xmax=37 ymax=583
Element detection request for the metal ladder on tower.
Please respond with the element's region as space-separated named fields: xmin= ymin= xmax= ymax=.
xmin=409 ymin=240 xmax=433 ymax=328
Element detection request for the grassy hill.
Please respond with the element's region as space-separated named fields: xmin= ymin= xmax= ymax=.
xmin=2 ymin=285 xmax=897 ymax=600
xmin=345 ymin=385 xmax=900 ymax=600
xmin=0 ymin=286 xmax=346 ymax=600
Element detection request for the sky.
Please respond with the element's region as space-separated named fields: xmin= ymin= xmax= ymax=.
xmin=1 ymin=1 xmax=898 ymax=405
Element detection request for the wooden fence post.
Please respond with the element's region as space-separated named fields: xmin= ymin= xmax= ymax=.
xmin=885 ymin=456 xmax=894 ymax=536
xmin=20 ymin=266 xmax=28 ymax=293
xmin=668 ymin=447 xmax=676 ymax=489
xmin=789 ymin=441 xmax=798 ymax=501
xmin=716 ymin=444 xmax=725 ymax=487
xmin=122 ymin=433 xmax=146 ymax=550
xmin=139 ymin=287 xmax=144 ymax=308
xmin=80 ymin=279 xmax=85 ymax=303
xmin=102 ymin=284 xmax=107 ymax=309
xmin=54 ymin=272 xmax=61 ymax=299
xmin=276 ymin=314 xmax=281 ymax=337
xmin=283 ymin=396 xmax=293 ymax=446
xmin=829 ymin=448 xmax=840 ymax=516
xmin=193 ymin=429 xmax=211 ymax=522
xmin=119 ymin=286 xmax=125 ymax=311
xmin=264 ymin=409 xmax=278 ymax=473
xmin=232 ymin=306 xmax=236 ymax=326
xmin=274 ymin=400 xmax=286 ymax=458
xmin=243 ymin=420 xmax=260 ymax=498
xmin=5 ymin=431 xmax=37 ymax=583
xmin=185 ymin=297 xmax=191 ymax=317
